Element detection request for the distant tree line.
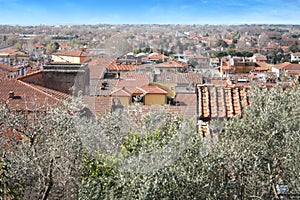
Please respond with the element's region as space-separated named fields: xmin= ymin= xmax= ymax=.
xmin=211 ymin=50 xmax=253 ymax=59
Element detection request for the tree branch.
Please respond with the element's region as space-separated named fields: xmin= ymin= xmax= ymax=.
xmin=41 ymin=158 xmax=54 ymax=200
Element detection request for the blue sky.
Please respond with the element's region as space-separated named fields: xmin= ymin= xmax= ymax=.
xmin=0 ymin=0 xmax=299 ymax=25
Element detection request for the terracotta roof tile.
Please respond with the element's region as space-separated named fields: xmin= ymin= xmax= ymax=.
xmin=197 ymin=84 xmax=250 ymax=121
xmin=148 ymin=54 xmax=169 ymax=60
xmin=173 ymin=93 xmax=197 ymax=122
xmin=116 ymin=75 xmax=149 ymax=89
xmin=253 ymin=62 xmax=269 ymax=72
xmin=52 ymin=49 xmax=88 ymax=57
xmin=0 ymin=79 xmax=62 ymax=111
xmin=284 ymin=64 xmax=300 ymax=70
xmin=155 ymin=72 xmax=202 ymax=84
xmin=82 ymin=96 xmax=112 ymax=115
xmin=0 ymin=64 xmax=18 ymax=72
xmin=0 ymin=48 xmax=19 ymax=55
xmin=273 ymin=62 xmax=300 ymax=71
xmin=122 ymin=72 xmax=150 ymax=80
xmin=273 ymin=62 xmax=292 ymax=70
xmin=156 ymin=60 xmax=185 ymax=68
xmin=134 ymin=85 xmax=168 ymax=94
xmin=90 ymin=79 xmax=117 ymax=96
xmin=25 ymin=66 xmax=40 ymax=75
xmin=28 ymin=84 xmax=71 ymax=100
xmin=88 ymin=58 xmax=115 ymax=79
xmin=107 ymin=61 xmax=137 ymax=71
xmin=110 ymin=87 xmax=132 ymax=97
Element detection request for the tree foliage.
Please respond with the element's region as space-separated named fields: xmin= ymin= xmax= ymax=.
xmin=13 ymin=42 xmax=22 ymax=50
xmin=266 ymin=48 xmax=290 ymax=64
xmin=80 ymin=86 xmax=300 ymax=199
xmin=289 ymin=43 xmax=300 ymax=53
xmin=46 ymin=41 xmax=59 ymax=54
xmin=1 ymin=85 xmax=300 ymax=199
xmin=0 ymin=101 xmax=82 ymax=200
xmin=211 ymin=50 xmax=253 ymax=59
xmin=216 ymin=39 xmax=228 ymax=48
xmin=221 ymin=85 xmax=300 ymax=198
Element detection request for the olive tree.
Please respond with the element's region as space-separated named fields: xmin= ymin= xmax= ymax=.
xmin=79 ymin=85 xmax=300 ymax=199
xmin=216 ymin=85 xmax=300 ymax=199
xmin=0 ymin=101 xmax=82 ymax=200
xmin=79 ymin=106 xmax=208 ymax=199
xmin=2 ymin=84 xmax=300 ymax=199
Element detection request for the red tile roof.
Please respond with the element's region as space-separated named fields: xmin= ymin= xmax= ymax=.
xmin=124 ymin=105 xmax=182 ymax=121
xmin=148 ymin=54 xmax=169 ymax=60
xmin=273 ymin=62 xmax=291 ymax=70
xmin=28 ymin=84 xmax=71 ymax=100
xmin=110 ymin=87 xmax=132 ymax=97
xmin=111 ymin=84 xmax=168 ymax=96
xmin=254 ymin=67 xmax=269 ymax=72
xmin=82 ymin=96 xmax=112 ymax=116
xmin=90 ymin=79 xmax=117 ymax=96
xmin=25 ymin=66 xmax=40 ymax=75
xmin=156 ymin=60 xmax=185 ymax=68
xmin=107 ymin=62 xmax=137 ymax=71
xmin=0 ymin=79 xmax=62 ymax=111
xmin=0 ymin=64 xmax=18 ymax=72
xmin=155 ymin=72 xmax=203 ymax=84
xmin=173 ymin=93 xmax=197 ymax=122
xmin=17 ymin=70 xmax=43 ymax=86
xmin=254 ymin=62 xmax=269 ymax=71
xmin=116 ymin=74 xmax=149 ymax=89
xmin=88 ymin=58 xmax=115 ymax=79
xmin=134 ymin=85 xmax=168 ymax=94
xmin=122 ymin=72 xmax=150 ymax=80
xmin=0 ymin=48 xmax=19 ymax=55
xmin=197 ymin=84 xmax=250 ymax=120
xmin=88 ymin=57 xmax=115 ymax=67
xmin=283 ymin=64 xmax=300 ymax=70
xmin=52 ymin=49 xmax=88 ymax=57
xmin=273 ymin=62 xmax=300 ymax=70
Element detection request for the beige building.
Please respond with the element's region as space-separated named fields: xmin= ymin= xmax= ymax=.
xmin=51 ymin=49 xmax=88 ymax=64
xmin=111 ymin=85 xmax=168 ymax=106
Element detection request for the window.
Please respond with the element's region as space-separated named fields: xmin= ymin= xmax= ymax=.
xmin=132 ymin=95 xmax=144 ymax=104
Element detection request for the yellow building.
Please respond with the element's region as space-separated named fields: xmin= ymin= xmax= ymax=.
xmin=111 ymin=85 xmax=168 ymax=106
xmin=110 ymin=87 xmax=132 ymax=106
xmin=51 ymin=49 xmax=88 ymax=64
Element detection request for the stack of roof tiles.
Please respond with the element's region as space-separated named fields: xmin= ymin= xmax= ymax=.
xmin=198 ymin=84 xmax=250 ymax=121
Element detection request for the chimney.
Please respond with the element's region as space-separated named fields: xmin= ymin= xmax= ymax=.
xmin=9 ymin=91 xmax=14 ymax=99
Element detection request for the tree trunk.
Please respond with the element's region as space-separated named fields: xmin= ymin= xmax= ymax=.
xmin=41 ymin=159 xmax=54 ymax=200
